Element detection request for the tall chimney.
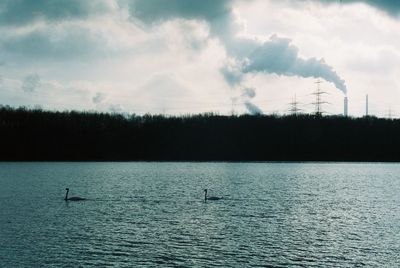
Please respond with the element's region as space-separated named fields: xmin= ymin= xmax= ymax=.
xmin=344 ymin=96 xmax=348 ymax=117
xmin=366 ymin=94 xmax=369 ymax=117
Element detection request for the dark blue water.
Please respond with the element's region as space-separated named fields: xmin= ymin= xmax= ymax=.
xmin=1 ymin=162 xmax=399 ymax=267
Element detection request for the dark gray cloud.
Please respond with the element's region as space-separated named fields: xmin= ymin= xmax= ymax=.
xmin=131 ymin=0 xmax=255 ymax=57
xmin=132 ymin=0 xmax=347 ymax=95
xmin=0 ymin=1 xmax=113 ymax=62
xmin=0 ymin=0 xmax=348 ymax=96
xmin=130 ymin=0 xmax=232 ymax=24
xmin=22 ymin=74 xmax=40 ymax=92
xmin=318 ymin=0 xmax=400 ymax=16
xmin=0 ymin=0 xmax=110 ymax=26
xmin=1 ymin=27 xmax=108 ymax=60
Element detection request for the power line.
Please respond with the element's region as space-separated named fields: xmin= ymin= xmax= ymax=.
xmin=311 ymin=79 xmax=328 ymax=116
xmin=288 ymin=94 xmax=302 ymax=115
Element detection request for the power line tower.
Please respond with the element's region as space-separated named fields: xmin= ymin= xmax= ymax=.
xmin=288 ymin=94 xmax=302 ymax=115
xmin=311 ymin=79 xmax=328 ymax=116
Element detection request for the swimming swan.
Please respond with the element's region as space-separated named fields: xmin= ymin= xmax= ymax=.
xmin=204 ymin=189 xmax=222 ymax=202
xmin=65 ymin=188 xmax=86 ymax=201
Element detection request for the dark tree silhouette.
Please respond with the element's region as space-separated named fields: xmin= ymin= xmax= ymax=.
xmin=1 ymin=105 xmax=399 ymax=161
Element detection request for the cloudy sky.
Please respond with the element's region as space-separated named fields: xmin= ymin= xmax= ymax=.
xmin=0 ymin=0 xmax=399 ymax=117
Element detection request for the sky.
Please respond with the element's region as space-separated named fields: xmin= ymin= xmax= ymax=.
xmin=0 ymin=0 xmax=400 ymax=117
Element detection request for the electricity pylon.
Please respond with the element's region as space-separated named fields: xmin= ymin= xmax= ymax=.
xmin=311 ymin=79 xmax=328 ymax=116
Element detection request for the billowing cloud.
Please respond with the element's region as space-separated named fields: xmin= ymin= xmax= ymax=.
xmin=0 ymin=0 xmax=111 ymax=26
xmin=0 ymin=0 xmax=398 ymax=117
xmin=220 ymin=61 xmax=243 ymax=87
xmin=318 ymin=0 xmax=400 ymax=16
xmin=132 ymin=0 xmax=347 ymax=97
xmin=130 ymin=0 xmax=232 ymax=23
xmin=0 ymin=1 xmax=122 ymax=64
xmin=1 ymin=26 xmax=108 ymax=60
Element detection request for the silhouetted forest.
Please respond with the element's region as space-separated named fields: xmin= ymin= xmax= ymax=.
xmin=1 ymin=105 xmax=400 ymax=161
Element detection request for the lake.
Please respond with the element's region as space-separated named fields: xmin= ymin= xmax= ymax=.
xmin=0 ymin=162 xmax=399 ymax=267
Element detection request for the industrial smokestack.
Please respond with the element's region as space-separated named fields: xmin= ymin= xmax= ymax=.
xmin=366 ymin=94 xmax=369 ymax=117
xmin=344 ymin=97 xmax=348 ymax=117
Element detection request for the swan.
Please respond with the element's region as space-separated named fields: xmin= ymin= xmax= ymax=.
xmin=204 ymin=189 xmax=222 ymax=202
xmin=65 ymin=188 xmax=86 ymax=201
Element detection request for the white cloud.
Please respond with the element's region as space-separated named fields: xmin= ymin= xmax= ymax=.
xmin=0 ymin=0 xmax=399 ymax=117
xmin=235 ymin=0 xmax=400 ymax=116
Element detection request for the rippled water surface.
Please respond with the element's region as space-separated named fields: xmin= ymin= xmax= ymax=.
xmin=1 ymin=162 xmax=400 ymax=267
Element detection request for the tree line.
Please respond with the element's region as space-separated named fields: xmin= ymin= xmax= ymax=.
xmin=1 ymin=105 xmax=399 ymax=161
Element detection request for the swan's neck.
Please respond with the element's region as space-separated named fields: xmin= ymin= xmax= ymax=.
xmin=65 ymin=190 xmax=69 ymax=200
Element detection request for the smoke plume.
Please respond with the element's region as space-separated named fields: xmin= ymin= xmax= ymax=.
xmin=132 ymin=0 xmax=348 ymax=111
xmin=243 ymin=35 xmax=347 ymax=94
xmin=242 ymin=87 xmax=256 ymax=99
xmin=244 ymin=101 xmax=263 ymax=115
xmin=241 ymin=87 xmax=263 ymax=115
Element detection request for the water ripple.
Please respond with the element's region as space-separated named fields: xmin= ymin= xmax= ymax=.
xmin=1 ymin=162 xmax=400 ymax=267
